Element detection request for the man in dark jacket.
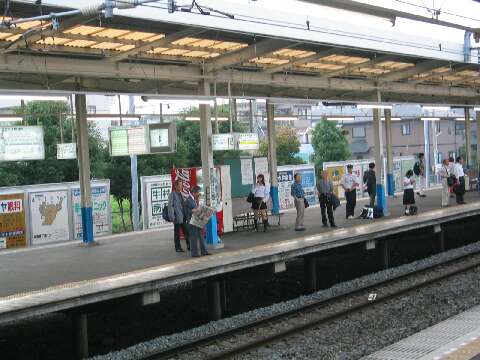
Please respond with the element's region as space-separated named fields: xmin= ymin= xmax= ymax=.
xmin=363 ymin=162 xmax=376 ymax=207
xmin=168 ymin=179 xmax=190 ymax=252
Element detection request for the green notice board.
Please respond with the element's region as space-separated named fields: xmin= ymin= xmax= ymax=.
xmin=224 ymin=157 xmax=253 ymax=198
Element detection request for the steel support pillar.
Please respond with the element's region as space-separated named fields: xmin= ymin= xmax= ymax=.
xmin=379 ymin=240 xmax=390 ymax=269
xmin=476 ymin=111 xmax=480 ymax=192
xmin=129 ymin=96 xmax=140 ymax=231
xmin=384 ymin=109 xmax=395 ymax=196
xmin=266 ymin=100 xmax=279 ymax=214
xmin=373 ymin=107 xmax=388 ymax=214
xmin=75 ymin=94 xmax=94 ymax=244
xmin=423 ymin=119 xmax=431 ymax=188
xmin=304 ymin=256 xmax=318 ymax=293
xmin=199 ymin=80 xmax=222 ymax=248
xmin=465 ymin=107 xmax=472 ymax=168
xmin=208 ymin=280 xmax=222 ymax=321
xmin=72 ymin=313 xmax=88 ymax=359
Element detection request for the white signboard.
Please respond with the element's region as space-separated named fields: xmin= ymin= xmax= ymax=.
xmin=128 ymin=126 xmax=148 ymax=155
xmin=71 ymin=185 xmax=111 ymax=240
xmin=240 ymin=158 xmax=253 ymax=185
xmin=150 ymin=128 xmax=169 ymax=148
xmin=0 ymin=126 xmax=45 ymax=161
xmin=212 ymin=133 xmax=235 ymax=151
xmin=144 ymin=175 xmax=172 ymax=229
xmin=29 ymin=189 xmax=70 ymax=245
xmin=237 ymin=133 xmax=259 ymax=150
xmin=254 ymin=157 xmax=270 ymax=184
xmin=57 ymin=143 xmax=77 ymax=160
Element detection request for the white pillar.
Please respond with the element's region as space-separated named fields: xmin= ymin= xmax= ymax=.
xmin=465 ymin=107 xmax=472 ymax=167
xmin=384 ymin=108 xmax=394 ymax=195
xmin=266 ymin=100 xmax=279 ymax=214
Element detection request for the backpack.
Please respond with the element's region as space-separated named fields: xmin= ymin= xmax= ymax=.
xmin=413 ymin=162 xmax=420 ymax=176
xmin=162 ymin=203 xmax=171 ymax=222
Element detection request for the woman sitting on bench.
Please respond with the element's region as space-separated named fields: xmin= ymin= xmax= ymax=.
xmin=251 ymin=174 xmax=270 ymax=232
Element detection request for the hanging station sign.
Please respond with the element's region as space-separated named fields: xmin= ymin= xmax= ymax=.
xmin=236 ymin=133 xmax=259 ymax=150
xmin=212 ymin=134 xmax=235 ymax=151
xmin=0 ymin=126 xmax=45 ymax=161
xmin=57 ymin=143 xmax=77 ymax=160
xmin=110 ymin=123 xmax=176 ymax=156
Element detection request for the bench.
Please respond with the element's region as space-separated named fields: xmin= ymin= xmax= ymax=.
xmin=233 ymin=211 xmax=283 ymax=231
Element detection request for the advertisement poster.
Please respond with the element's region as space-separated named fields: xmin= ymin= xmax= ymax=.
xmin=237 ymin=133 xmax=259 ymax=150
xmin=324 ymin=165 xmax=345 ymax=199
xmin=0 ymin=193 xmax=26 ymax=249
xmin=29 ymin=189 xmax=70 ymax=245
xmin=72 ymin=185 xmax=111 ymax=240
xmin=297 ymin=167 xmax=316 ymax=205
xmin=144 ymin=175 xmax=172 ymax=229
xmin=56 ymin=142 xmax=77 ymax=160
xmin=171 ymin=167 xmax=197 ymax=199
xmin=0 ymin=126 xmax=45 ymax=161
xmin=277 ymin=169 xmax=294 ymax=210
xmin=254 ymin=157 xmax=270 ymax=184
xmin=240 ymin=158 xmax=253 ymax=185
xmin=393 ymin=159 xmax=403 ymax=192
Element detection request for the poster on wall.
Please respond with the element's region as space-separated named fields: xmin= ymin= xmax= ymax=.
xmin=144 ymin=175 xmax=171 ymax=229
xmin=171 ymin=167 xmax=197 ymax=199
xmin=277 ymin=169 xmax=294 ymax=210
xmin=297 ymin=167 xmax=316 ymax=205
xmin=254 ymin=157 xmax=270 ymax=184
xmin=29 ymin=189 xmax=70 ymax=245
xmin=324 ymin=164 xmax=345 ymax=199
xmin=240 ymin=158 xmax=253 ymax=185
xmin=71 ymin=185 xmax=111 ymax=240
xmin=393 ymin=159 xmax=403 ymax=192
xmin=0 ymin=193 xmax=26 ymax=249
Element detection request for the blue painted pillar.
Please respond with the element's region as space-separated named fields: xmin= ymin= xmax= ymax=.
xmin=75 ymin=93 xmax=95 ymax=244
xmin=270 ymin=186 xmax=279 ymax=215
xmin=205 ymin=215 xmax=218 ymax=245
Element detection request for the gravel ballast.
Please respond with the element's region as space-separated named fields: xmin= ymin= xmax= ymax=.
xmin=88 ymin=241 xmax=480 ymax=360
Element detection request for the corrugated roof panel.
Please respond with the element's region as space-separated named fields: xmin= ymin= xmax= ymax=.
xmin=119 ymin=31 xmax=161 ymax=41
xmin=17 ymin=20 xmax=43 ymax=30
xmin=357 ymin=67 xmax=389 ymax=74
xmin=36 ymin=37 xmax=72 ymax=46
xmin=432 ymin=66 xmax=451 ymax=73
xmin=65 ymin=25 xmax=104 ymax=36
xmin=144 ymin=34 xmax=165 ymax=42
xmin=5 ymin=34 xmax=21 ymax=42
xmin=300 ymin=62 xmax=345 ymax=70
xmin=273 ymin=49 xmax=316 ymax=58
xmin=92 ymin=28 xmax=131 ymax=39
xmin=172 ymin=37 xmax=199 ymax=46
xmin=376 ymin=61 xmax=413 ymax=70
xmin=183 ymin=50 xmax=216 ymax=58
xmin=161 ymin=48 xmax=191 ymax=56
xmin=323 ymin=54 xmax=369 ymax=64
xmin=0 ymin=33 xmax=14 ymax=40
xmin=115 ymin=44 xmax=136 ymax=51
xmin=91 ymin=42 xmax=124 ymax=50
xmin=148 ymin=47 xmax=169 ymax=54
xmin=456 ymin=70 xmax=480 ymax=77
xmin=250 ymin=57 xmax=290 ymax=65
xmin=210 ymin=41 xmax=247 ymax=51
xmin=63 ymin=39 xmax=98 ymax=48
xmin=191 ymin=39 xmax=217 ymax=48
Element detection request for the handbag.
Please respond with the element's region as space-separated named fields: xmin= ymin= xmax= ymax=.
xmin=304 ymin=198 xmax=309 ymax=208
xmin=246 ymin=192 xmax=255 ymax=203
xmin=330 ymin=194 xmax=341 ymax=210
xmin=447 ymin=174 xmax=455 ymax=187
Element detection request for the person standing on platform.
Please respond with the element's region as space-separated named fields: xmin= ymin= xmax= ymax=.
xmin=403 ymin=170 xmax=416 ymax=215
xmin=168 ymin=179 xmax=190 ymax=252
xmin=340 ymin=164 xmax=359 ymax=219
xmin=448 ymin=156 xmax=456 ymax=197
xmin=453 ymin=156 xmax=467 ymax=205
xmin=317 ymin=171 xmax=336 ymax=228
xmin=438 ymin=158 xmax=451 ymax=207
xmin=185 ymin=185 xmax=209 ymax=257
xmin=363 ymin=162 xmax=376 ymax=208
xmin=291 ymin=173 xmax=306 ymax=231
xmin=251 ymin=174 xmax=270 ymax=232
xmin=414 ymin=153 xmax=427 ymax=197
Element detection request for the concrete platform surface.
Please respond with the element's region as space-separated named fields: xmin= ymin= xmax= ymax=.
xmin=0 ymin=189 xmax=479 ymax=324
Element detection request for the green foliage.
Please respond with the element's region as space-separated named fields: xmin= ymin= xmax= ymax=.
xmin=258 ymin=127 xmax=304 ymax=166
xmin=311 ymin=119 xmax=351 ymax=170
xmin=458 ymin=144 xmax=478 ymax=167
xmin=0 ymin=101 xmax=108 ymax=187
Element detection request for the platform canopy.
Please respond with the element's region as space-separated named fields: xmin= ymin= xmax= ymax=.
xmin=1 ymin=0 xmax=480 ymax=104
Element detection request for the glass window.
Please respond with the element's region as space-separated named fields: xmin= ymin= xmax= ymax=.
xmin=455 ymin=123 xmax=465 ymax=135
xmin=401 ymin=123 xmax=411 ymax=135
xmin=352 ymin=127 xmax=366 ymax=138
xmin=87 ymin=105 xmax=97 ymax=114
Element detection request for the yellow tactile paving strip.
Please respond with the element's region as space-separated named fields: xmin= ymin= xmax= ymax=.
xmin=435 ymin=337 xmax=480 ymax=360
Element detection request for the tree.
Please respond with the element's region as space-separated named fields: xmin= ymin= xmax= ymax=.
xmin=258 ymin=127 xmax=304 ymax=165
xmin=0 ymin=101 xmax=108 ymax=187
xmin=311 ymin=119 xmax=351 ymax=170
xmin=458 ymin=144 xmax=477 ymax=167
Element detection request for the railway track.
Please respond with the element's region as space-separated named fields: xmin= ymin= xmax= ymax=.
xmin=137 ymin=250 xmax=480 ymax=360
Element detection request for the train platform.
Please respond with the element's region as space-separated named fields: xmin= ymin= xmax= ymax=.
xmin=0 ymin=188 xmax=480 ymax=325
xmin=364 ymin=304 xmax=480 ymax=360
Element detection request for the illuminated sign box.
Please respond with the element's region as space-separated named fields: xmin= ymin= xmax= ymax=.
xmin=0 ymin=126 xmax=45 ymax=161
xmin=236 ymin=133 xmax=259 ymax=150
xmin=149 ymin=123 xmax=176 ymax=154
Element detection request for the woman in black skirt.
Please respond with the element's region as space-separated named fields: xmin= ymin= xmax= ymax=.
xmin=403 ymin=169 xmax=416 ymax=215
xmin=251 ymin=174 xmax=270 ymax=231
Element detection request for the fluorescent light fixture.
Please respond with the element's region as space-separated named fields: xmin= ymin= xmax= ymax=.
xmin=0 ymin=95 xmax=68 ymax=101
xmin=263 ymin=117 xmax=298 ymax=121
xmin=357 ymin=104 xmax=393 ymax=110
xmin=185 ymin=116 xmax=229 ymax=121
xmin=268 ymin=98 xmax=319 ymax=106
xmin=420 ymin=117 xmax=440 ymax=121
xmin=421 ymin=106 xmax=450 ymax=111
xmin=255 ymin=99 xmax=267 ymax=103
xmin=455 ymin=117 xmax=473 ymax=121
xmin=381 ymin=117 xmax=401 ymax=121
xmin=0 ymin=116 xmax=23 ymax=122
xmin=87 ymin=116 xmax=140 ymax=121
xmin=326 ymin=117 xmax=355 ymax=122
xmin=474 ymin=107 xmax=480 ymax=112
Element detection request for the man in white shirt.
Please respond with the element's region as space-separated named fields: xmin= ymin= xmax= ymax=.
xmin=453 ymin=156 xmax=466 ymax=205
xmin=340 ymin=164 xmax=359 ymax=219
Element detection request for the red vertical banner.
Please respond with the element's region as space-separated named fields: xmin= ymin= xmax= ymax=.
xmin=171 ymin=168 xmax=197 ymax=198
